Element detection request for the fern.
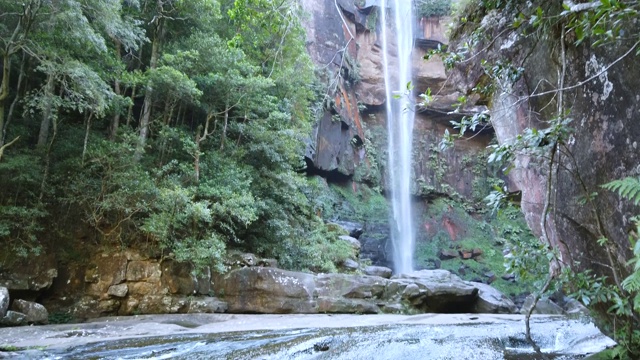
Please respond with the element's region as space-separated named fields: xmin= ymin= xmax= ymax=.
xmin=602 ymin=177 xmax=640 ymax=205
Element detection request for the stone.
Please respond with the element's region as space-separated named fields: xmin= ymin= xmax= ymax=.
xmin=338 ymin=235 xmax=362 ymax=252
xmin=331 ymin=221 xmax=364 ymax=239
xmin=563 ymin=298 xmax=590 ymax=317
xmin=11 ymin=299 xmax=48 ymax=324
xmin=501 ymin=273 xmax=515 ymax=281
xmin=520 ymin=296 xmax=564 ymax=315
xmin=0 ymin=310 xmax=27 ymax=327
xmin=187 ymin=297 xmax=228 ymax=314
xmin=162 ymin=260 xmax=197 ymax=295
xmin=341 ymin=258 xmax=360 ymax=270
xmin=460 ymin=250 xmax=474 ymax=260
xmin=71 ymin=297 xmax=101 ymax=319
xmin=97 ymin=299 xmax=121 ymax=313
xmin=225 ymin=252 xmax=259 ymax=269
xmin=317 ymin=298 xmax=380 ymax=314
xmin=394 ymin=270 xmax=479 ymax=312
xmin=468 ymin=282 xmax=517 ymax=314
xmin=128 ymin=282 xmax=160 ymax=296
xmin=108 ymin=284 xmax=128 ymax=298
xmin=196 ymin=267 xmax=212 ymax=295
xmin=0 ymin=253 xmax=58 ymax=291
xmin=483 ymin=272 xmax=496 ymax=283
xmin=401 ymin=284 xmax=421 ymax=299
xmin=257 ymin=258 xmax=279 ymax=268
xmin=472 ymin=248 xmax=483 ymax=257
xmin=126 ymin=261 xmax=161 ymax=282
xmin=438 ymin=249 xmax=459 ymax=260
xmin=0 ymin=287 xmax=9 ymax=317
xmin=316 ymin=273 xmax=387 ymax=300
xmin=212 ymin=267 xmax=317 ymax=314
xmin=358 ymin=223 xmax=392 ymax=267
xmin=363 ymin=266 xmax=393 ymax=279
xmin=85 ymin=254 xmax=129 ymax=297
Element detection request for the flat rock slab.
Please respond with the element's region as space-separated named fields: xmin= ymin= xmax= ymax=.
xmin=0 ymin=313 xmax=615 ymax=359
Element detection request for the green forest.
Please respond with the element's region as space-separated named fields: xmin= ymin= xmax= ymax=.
xmin=2 ymin=0 xmax=640 ymax=357
xmin=0 ymin=0 xmax=353 ymax=272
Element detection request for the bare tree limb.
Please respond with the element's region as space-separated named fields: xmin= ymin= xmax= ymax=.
xmin=0 ymin=135 xmax=19 ymax=162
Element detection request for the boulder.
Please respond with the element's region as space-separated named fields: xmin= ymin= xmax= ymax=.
xmin=0 ymin=286 xmax=8 ymax=317
xmin=0 ymin=253 xmax=58 ymax=291
xmin=161 ymin=260 xmax=198 ymax=295
xmin=439 ymin=249 xmax=459 ymax=260
xmin=520 ymin=295 xmax=564 ymax=315
xmin=212 ymin=267 xmax=317 ymax=314
xmin=11 ymin=299 xmax=48 ymax=324
xmin=187 ymin=297 xmax=227 ymax=314
xmin=257 ymin=258 xmax=278 ymax=268
xmin=341 ymin=258 xmax=360 ymax=271
xmin=363 ymin=266 xmax=393 ymax=279
xmin=564 ymin=298 xmax=590 ymax=317
xmin=225 ymin=252 xmax=259 ymax=269
xmin=0 ymin=310 xmax=27 ymax=327
xmin=331 ymin=221 xmax=365 ymax=239
xmin=316 ymin=273 xmax=387 ymax=300
xmin=338 ymin=235 xmax=362 ymax=252
xmin=393 ymin=270 xmax=479 ymax=313
xmin=107 ymin=284 xmax=128 ymax=298
xmin=85 ymin=253 xmax=128 ymax=297
xmin=467 ymin=282 xmax=517 ymax=314
xmin=358 ymin=222 xmax=392 ymax=267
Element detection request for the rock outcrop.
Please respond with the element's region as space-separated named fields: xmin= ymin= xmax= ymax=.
xmin=447 ymin=4 xmax=640 ymax=297
xmin=212 ymin=266 xmax=515 ymax=315
xmin=0 ymin=287 xmax=8 ymax=317
xmin=10 ymin=299 xmax=48 ymax=325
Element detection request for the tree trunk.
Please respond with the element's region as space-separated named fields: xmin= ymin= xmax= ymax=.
xmin=135 ymin=14 xmax=164 ymax=160
xmin=82 ymin=112 xmax=94 ymax=165
xmin=37 ymin=72 xmax=55 ymax=148
xmin=109 ymin=42 xmax=122 ymax=140
xmin=126 ymin=84 xmax=137 ymax=127
xmin=194 ymin=126 xmax=202 ymax=183
xmin=5 ymin=52 xmax=27 ymax=145
xmin=220 ymin=103 xmax=229 ymax=151
xmin=39 ymin=113 xmax=58 ymax=201
xmin=0 ymin=55 xmax=10 ymax=148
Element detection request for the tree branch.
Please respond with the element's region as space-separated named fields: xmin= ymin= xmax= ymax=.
xmin=0 ymin=135 xmax=19 ymax=161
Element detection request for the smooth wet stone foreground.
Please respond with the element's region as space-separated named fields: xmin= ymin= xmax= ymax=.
xmin=0 ymin=313 xmax=615 ymax=359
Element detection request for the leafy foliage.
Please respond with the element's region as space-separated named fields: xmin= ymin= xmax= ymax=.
xmin=602 ymin=177 xmax=640 ymax=206
xmin=415 ymin=0 xmax=452 ymax=18
xmin=0 ymin=0 xmax=344 ymax=274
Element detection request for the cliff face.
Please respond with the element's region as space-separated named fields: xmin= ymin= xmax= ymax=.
xmin=300 ymin=0 xmax=492 ymax=197
xmin=448 ymin=6 xmax=640 ymax=284
xmin=299 ymin=0 xmax=515 ymax=275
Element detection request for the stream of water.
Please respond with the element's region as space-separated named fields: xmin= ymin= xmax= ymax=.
xmin=33 ymin=315 xmax=614 ymax=359
xmin=381 ymin=0 xmax=416 ymax=274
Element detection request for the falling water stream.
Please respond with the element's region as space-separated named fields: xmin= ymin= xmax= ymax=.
xmin=381 ymin=0 xmax=415 ymax=274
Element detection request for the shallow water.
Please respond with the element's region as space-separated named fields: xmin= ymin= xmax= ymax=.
xmin=35 ymin=316 xmax=613 ymax=360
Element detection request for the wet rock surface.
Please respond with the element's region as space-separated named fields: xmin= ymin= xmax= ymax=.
xmin=0 ymin=313 xmax=615 ymax=359
xmin=212 ymin=268 xmax=515 ymax=315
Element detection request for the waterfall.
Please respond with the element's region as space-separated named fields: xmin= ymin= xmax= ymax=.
xmin=381 ymin=0 xmax=415 ymax=274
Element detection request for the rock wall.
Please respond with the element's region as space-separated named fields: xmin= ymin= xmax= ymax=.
xmin=35 ymin=251 xmax=227 ymax=320
xmin=301 ymin=0 xmax=502 ymax=271
xmin=301 ymin=0 xmax=485 ymax=186
xmin=447 ymin=6 xmax=640 ymax=281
